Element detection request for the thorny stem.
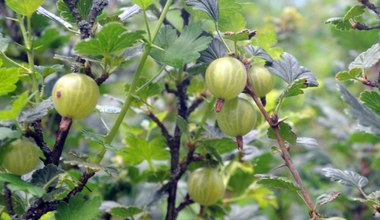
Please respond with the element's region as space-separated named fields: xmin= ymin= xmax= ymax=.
xmin=245 ymin=83 xmax=318 ymax=217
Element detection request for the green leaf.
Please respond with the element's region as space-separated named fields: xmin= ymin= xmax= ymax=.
xmin=176 ymin=116 xmax=188 ymax=133
xmin=0 ymin=67 xmax=20 ymax=96
xmin=124 ymin=77 xmax=161 ymax=106
xmin=245 ymin=45 xmax=273 ymax=63
xmin=0 ymin=34 xmax=10 ymax=52
xmin=31 ymin=165 xmax=63 ymax=188
xmin=151 ymin=23 xmax=212 ymax=68
xmin=0 ymin=127 xmax=21 ymax=142
xmin=325 ymin=17 xmax=351 ymax=31
xmin=223 ymin=29 xmax=255 ymax=42
xmin=201 ymin=137 xmax=236 ymax=154
xmin=360 ymin=91 xmax=380 ymax=116
xmin=5 ymin=0 xmax=45 ymax=16
xmin=121 ymin=135 xmax=169 ymax=165
xmin=267 ymin=122 xmax=297 ymax=145
xmin=55 ymin=195 xmax=101 ymax=220
xmin=338 ymin=84 xmax=380 ymax=135
xmin=57 ymin=0 xmax=92 ymax=23
xmin=186 ymin=0 xmax=218 ymax=22
xmin=266 ymin=52 xmax=318 ymax=87
xmin=321 ymin=167 xmax=368 ymax=188
xmin=0 ymin=91 xmax=29 ymax=121
xmin=0 ymin=173 xmax=45 ymax=197
xmin=349 ymin=43 xmax=380 ymax=70
xmin=348 ymin=132 xmax=380 ymax=144
xmin=109 ymin=206 xmax=144 ymax=218
xmin=316 ymin=192 xmax=341 ymax=206
xmin=343 ymin=5 xmax=365 ymax=20
xmin=283 ymin=78 xmax=308 ymax=98
xmin=218 ymin=0 xmax=246 ymax=32
xmin=255 ymin=174 xmax=300 ymax=192
xmin=75 ymin=22 xmax=144 ymax=56
xmin=336 ymin=68 xmax=361 ymax=81
xmin=252 ymin=26 xmax=277 ymax=51
xmin=132 ymin=0 xmax=153 ymax=10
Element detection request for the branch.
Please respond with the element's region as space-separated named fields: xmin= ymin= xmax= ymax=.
xmin=245 ymin=80 xmax=319 ymax=217
xmin=175 ymin=194 xmax=194 ymax=215
xmin=147 ymin=111 xmax=172 ymax=142
xmin=359 ymin=0 xmax=380 ymax=18
xmin=25 ymin=120 xmax=52 ymax=165
xmin=87 ymin=0 xmax=108 ymax=27
xmin=64 ymin=171 xmax=95 ymax=202
xmin=4 ymin=183 xmax=15 ymax=216
xmin=50 ymin=117 xmax=73 ymax=166
xmin=352 ymin=22 xmax=380 ymax=31
xmin=187 ymin=93 xmax=207 ymax=116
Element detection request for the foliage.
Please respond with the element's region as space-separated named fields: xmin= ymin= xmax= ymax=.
xmin=0 ymin=0 xmax=380 ymax=219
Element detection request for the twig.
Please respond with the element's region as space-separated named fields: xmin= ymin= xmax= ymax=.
xmin=175 ymin=194 xmax=194 ymax=215
xmin=147 ymin=111 xmax=172 ymax=142
xmin=352 ymin=22 xmax=380 ymax=31
xmin=25 ymin=120 xmax=52 ymax=165
xmin=64 ymin=171 xmax=96 ymax=202
xmin=245 ymin=81 xmax=318 ymax=217
xmin=359 ymin=0 xmax=380 ymax=18
xmin=187 ymin=93 xmax=207 ymax=116
xmin=87 ymin=0 xmax=108 ymax=27
xmin=51 ymin=117 xmax=73 ymax=166
xmin=4 ymin=183 xmax=15 ymax=216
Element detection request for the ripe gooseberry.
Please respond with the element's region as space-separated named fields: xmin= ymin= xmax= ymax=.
xmin=250 ymin=66 xmax=274 ymax=98
xmin=0 ymin=139 xmax=39 ymax=175
xmin=216 ymin=96 xmax=257 ymax=150
xmin=205 ymin=57 xmax=247 ymax=111
xmin=52 ymin=73 xmax=99 ymax=119
xmin=187 ymin=167 xmax=225 ymax=206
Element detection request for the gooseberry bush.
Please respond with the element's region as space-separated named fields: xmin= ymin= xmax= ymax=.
xmin=1 ymin=0 xmax=380 ymax=219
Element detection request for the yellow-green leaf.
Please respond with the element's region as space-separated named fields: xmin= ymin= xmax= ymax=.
xmin=5 ymin=0 xmax=46 ymax=16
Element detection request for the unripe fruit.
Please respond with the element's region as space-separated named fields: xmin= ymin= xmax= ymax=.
xmin=52 ymin=73 xmax=99 ymax=119
xmin=250 ymin=66 xmax=273 ymax=97
xmin=205 ymin=57 xmax=247 ymax=100
xmin=187 ymin=168 xmax=225 ymax=206
xmin=216 ymin=96 xmax=257 ymax=137
xmin=0 ymin=139 xmax=39 ymax=175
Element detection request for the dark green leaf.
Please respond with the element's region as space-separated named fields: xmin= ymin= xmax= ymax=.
xmin=201 ymin=137 xmax=236 ymax=154
xmin=343 ymin=5 xmax=365 ymax=20
xmin=186 ymin=0 xmax=218 ymax=22
xmin=266 ymin=52 xmax=318 ymax=87
xmin=57 ymin=0 xmax=92 ymax=23
xmin=267 ymin=122 xmax=297 ymax=145
xmin=349 ymin=43 xmax=380 ymax=69
xmin=176 ymin=116 xmax=188 ymax=133
xmin=109 ymin=206 xmax=144 ymax=218
xmin=325 ymin=17 xmax=351 ymax=31
xmin=18 ymin=97 xmax=54 ymax=123
xmin=199 ymin=38 xmax=227 ymax=63
xmin=255 ymin=174 xmax=300 ymax=192
xmin=151 ymin=23 xmax=212 ymax=68
xmin=31 ymin=165 xmax=63 ymax=188
xmin=244 ymin=45 xmax=273 ymax=63
xmin=321 ymin=167 xmax=368 ymax=188
xmin=124 ymin=77 xmax=161 ymax=104
xmin=336 ymin=68 xmax=361 ymax=81
xmin=0 ymin=67 xmax=20 ymax=96
xmin=0 ymin=91 xmax=29 ymax=121
xmin=360 ymin=91 xmax=380 ymax=115
xmin=338 ymin=84 xmax=380 ymax=135
xmin=55 ymin=195 xmax=101 ymax=220
xmin=0 ymin=173 xmax=45 ymax=197
xmin=75 ymin=22 xmax=145 ymax=56
xmin=5 ymin=0 xmax=45 ymax=16
xmin=283 ymin=78 xmax=308 ymax=98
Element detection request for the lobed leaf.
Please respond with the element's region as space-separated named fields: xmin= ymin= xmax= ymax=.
xmin=336 ymin=68 xmax=361 ymax=81
xmin=132 ymin=0 xmax=153 ymax=10
xmin=151 ymin=23 xmax=212 ymax=68
xmin=218 ymin=0 xmax=246 ymax=32
xmin=343 ymin=5 xmax=365 ymax=20
xmin=360 ymin=91 xmax=380 ymax=116
xmin=57 ymin=0 xmax=92 ymax=23
xmin=0 ymin=67 xmax=20 ymax=96
xmin=75 ymin=22 xmax=145 ymax=56
xmin=349 ymin=43 xmax=380 ymax=70
xmin=55 ymin=195 xmax=101 ymax=220
xmin=5 ymin=0 xmax=45 ymax=16
xmin=321 ymin=167 xmax=368 ymax=188
xmin=109 ymin=206 xmax=144 ymax=218
xmin=282 ymin=78 xmax=308 ymax=98
xmin=199 ymin=38 xmax=227 ymax=63
xmin=255 ymin=174 xmax=300 ymax=192
xmin=0 ymin=173 xmax=45 ymax=197
xmin=325 ymin=17 xmax=351 ymax=31
xmin=265 ymin=52 xmax=318 ymax=87
xmin=186 ymin=0 xmax=218 ymax=22
xmin=0 ymin=91 xmax=29 ymax=121
xmin=338 ymin=84 xmax=380 ymax=135
xmin=244 ymin=45 xmax=273 ymax=63
xmin=31 ymin=165 xmax=64 ymax=188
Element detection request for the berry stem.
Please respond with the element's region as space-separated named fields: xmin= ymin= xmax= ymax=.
xmin=215 ymin=98 xmax=225 ymax=112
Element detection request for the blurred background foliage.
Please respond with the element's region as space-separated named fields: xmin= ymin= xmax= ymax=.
xmin=1 ymin=0 xmax=380 ymax=219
